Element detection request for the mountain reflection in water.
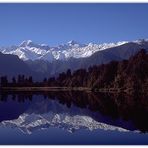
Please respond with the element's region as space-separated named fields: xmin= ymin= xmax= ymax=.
xmin=0 ymin=91 xmax=147 ymax=134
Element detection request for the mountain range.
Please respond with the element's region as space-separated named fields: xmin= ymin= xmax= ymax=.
xmin=0 ymin=40 xmax=128 ymax=61
xmin=0 ymin=39 xmax=148 ymax=80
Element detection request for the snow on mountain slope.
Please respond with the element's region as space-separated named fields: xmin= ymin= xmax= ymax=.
xmin=0 ymin=40 xmax=128 ymax=62
xmin=0 ymin=98 xmax=131 ymax=135
xmin=0 ymin=113 xmax=129 ymax=135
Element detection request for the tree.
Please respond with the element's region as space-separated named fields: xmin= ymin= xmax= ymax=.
xmin=43 ymin=78 xmax=47 ymax=83
xmin=48 ymin=77 xmax=56 ymax=86
xmin=12 ymin=77 xmax=16 ymax=86
xmin=0 ymin=76 xmax=8 ymax=87
xmin=28 ymin=76 xmax=33 ymax=83
xmin=43 ymin=78 xmax=48 ymax=86
xmin=66 ymin=69 xmax=71 ymax=77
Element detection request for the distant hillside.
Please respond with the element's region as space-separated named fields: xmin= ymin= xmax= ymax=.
xmin=0 ymin=52 xmax=35 ymax=80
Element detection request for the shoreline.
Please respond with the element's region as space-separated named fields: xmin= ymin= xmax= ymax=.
xmin=0 ymin=87 xmax=92 ymax=92
xmin=0 ymin=86 xmax=143 ymax=94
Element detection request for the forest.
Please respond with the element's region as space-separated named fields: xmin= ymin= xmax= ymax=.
xmin=0 ymin=49 xmax=148 ymax=93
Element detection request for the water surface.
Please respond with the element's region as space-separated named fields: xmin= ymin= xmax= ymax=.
xmin=0 ymin=91 xmax=147 ymax=145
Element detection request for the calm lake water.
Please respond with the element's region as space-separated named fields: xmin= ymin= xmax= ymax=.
xmin=0 ymin=91 xmax=148 ymax=145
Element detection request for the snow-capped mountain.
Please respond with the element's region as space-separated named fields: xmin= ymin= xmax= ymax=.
xmin=1 ymin=38 xmax=148 ymax=80
xmin=0 ymin=97 xmax=137 ymax=135
xmin=0 ymin=40 xmax=128 ymax=61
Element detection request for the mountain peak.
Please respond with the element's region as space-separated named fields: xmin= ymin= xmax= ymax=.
xmin=67 ymin=40 xmax=79 ymax=45
xmin=19 ymin=40 xmax=35 ymax=47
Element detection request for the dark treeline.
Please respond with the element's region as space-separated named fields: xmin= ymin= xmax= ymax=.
xmin=0 ymin=75 xmax=33 ymax=87
xmin=0 ymin=49 xmax=148 ymax=93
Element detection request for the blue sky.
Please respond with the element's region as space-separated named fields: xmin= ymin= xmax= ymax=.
xmin=0 ymin=3 xmax=148 ymax=46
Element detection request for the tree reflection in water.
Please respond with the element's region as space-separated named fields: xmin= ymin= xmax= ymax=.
xmin=0 ymin=91 xmax=147 ymax=133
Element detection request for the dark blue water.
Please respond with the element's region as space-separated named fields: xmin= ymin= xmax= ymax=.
xmin=0 ymin=91 xmax=147 ymax=145
xmin=0 ymin=126 xmax=148 ymax=145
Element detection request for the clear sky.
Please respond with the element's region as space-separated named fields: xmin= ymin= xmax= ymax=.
xmin=0 ymin=3 xmax=148 ymax=46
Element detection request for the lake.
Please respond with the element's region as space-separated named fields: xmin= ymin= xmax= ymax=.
xmin=0 ymin=91 xmax=147 ymax=145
